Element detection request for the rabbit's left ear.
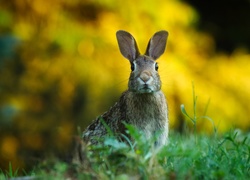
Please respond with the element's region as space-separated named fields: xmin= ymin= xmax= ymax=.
xmin=145 ymin=31 xmax=168 ymax=60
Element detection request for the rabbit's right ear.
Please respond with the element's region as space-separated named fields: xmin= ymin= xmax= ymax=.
xmin=116 ymin=30 xmax=140 ymax=62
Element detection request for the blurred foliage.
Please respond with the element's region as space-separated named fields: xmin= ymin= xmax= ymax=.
xmin=0 ymin=0 xmax=249 ymax=171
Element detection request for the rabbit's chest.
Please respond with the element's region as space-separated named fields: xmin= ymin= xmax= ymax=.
xmin=124 ymin=91 xmax=168 ymax=142
xmin=143 ymin=120 xmax=159 ymax=138
xmin=129 ymin=107 xmax=165 ymax=133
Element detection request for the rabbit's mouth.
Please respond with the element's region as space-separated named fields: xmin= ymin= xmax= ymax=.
xmin=138 ymin=84 xmax=154 ymax=93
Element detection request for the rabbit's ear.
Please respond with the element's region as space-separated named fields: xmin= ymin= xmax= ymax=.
xmin=145 ymin=31 xmax=168 ymax=60
xmin=116 ymin=30 xmax=140 ymax=62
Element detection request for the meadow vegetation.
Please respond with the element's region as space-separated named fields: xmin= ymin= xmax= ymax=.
xmin=1 ymin=127 xmax=249 ymax=179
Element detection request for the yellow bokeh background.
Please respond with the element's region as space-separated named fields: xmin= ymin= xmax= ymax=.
xmin=0 ymin=0 xmax=249 ymax=170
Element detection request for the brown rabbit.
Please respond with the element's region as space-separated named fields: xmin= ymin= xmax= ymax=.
xmin=83 ymin=30 xmax=169 ymax=147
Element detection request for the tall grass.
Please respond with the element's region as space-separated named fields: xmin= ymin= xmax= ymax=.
xmin=1 ymin=128 xmax=249 ymax=179
xmin=20 ymin=128 xmax=247 ymax=180
xmin=8 ymin=122 xmax=245 ymax=180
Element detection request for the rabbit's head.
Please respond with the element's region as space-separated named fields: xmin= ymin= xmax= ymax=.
xmin=116 ymin=30 xmax=168 ymax=93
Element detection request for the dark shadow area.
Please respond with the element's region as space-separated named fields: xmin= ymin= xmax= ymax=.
xmin=184 ymin=0 xmax=250 ymax=53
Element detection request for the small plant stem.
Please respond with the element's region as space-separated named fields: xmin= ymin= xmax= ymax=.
xmin=192 ymin=82 xmax=197 ymax=143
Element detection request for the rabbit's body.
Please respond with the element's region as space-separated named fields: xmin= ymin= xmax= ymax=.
xmin=83 ymin=30 xmax=169 ymax=147
xmin=83 ymin=90 xmax=168 ymax=146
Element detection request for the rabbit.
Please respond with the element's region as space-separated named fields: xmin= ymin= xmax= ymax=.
xmin=82 ymin=30 xmax=169 ymax=147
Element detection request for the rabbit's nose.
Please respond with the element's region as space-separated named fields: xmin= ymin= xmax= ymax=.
xmin=140 ymin=71 xmax=152 ymax=83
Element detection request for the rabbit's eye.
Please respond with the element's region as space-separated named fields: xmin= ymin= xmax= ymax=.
xmin=155 ymin=63 xmax=159 ymax=71
xmin=131 ymin=63 xmax=135 ymax=71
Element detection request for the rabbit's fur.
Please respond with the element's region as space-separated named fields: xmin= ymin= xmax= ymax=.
xmin=83 ymin=30 xmax=169 ymax=147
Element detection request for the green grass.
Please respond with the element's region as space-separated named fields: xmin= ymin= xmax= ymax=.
xmin=0 ymin=163 xmax=19 ymax=179
xmin=1 ymin=128 xmax=249 ymax=179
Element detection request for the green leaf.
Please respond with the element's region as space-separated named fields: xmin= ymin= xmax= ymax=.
xmin=180 ymin=104 xmax=194 ymax=124
xmin=104 ymin=138 xmax=128 ymax=149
